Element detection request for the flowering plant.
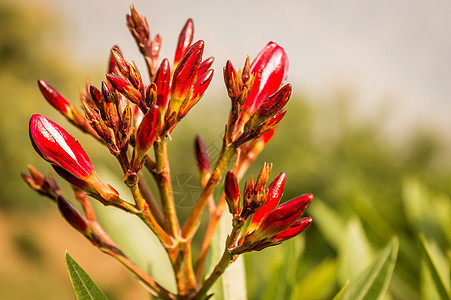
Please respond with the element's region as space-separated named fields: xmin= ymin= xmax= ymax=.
xmin=22 ymin=6 xmax=313 ymax=299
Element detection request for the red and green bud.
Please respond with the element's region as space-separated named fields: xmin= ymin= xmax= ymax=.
xmin=196 ymin=57 xmax=214 ymax=81
xmin=252 ymin=193 xmax=313 ymax=240
xmin=110 ymin=46 xmax=128 ymax=76
xmin=254 ymin=163 xmax=272 ymax=194
xmin=224 ymin=60 xmax=238 ymax=99
xmin=174 ymin=18 xmax=194 ymax=67
xmin=171 ymin=40 xmax=204 ymax=103
xmin=194 ymin=135 xmax=211 ymax=176
xmin=107 ymin=73 xmax=142 ymax=104
xmin=135 ymin=105 xmax=160 ymax=163
xmin=129 ymin=61 xmax=144 ymax=93
xmin=38 ymin=79 xmax=76 ymax=120
xmin=252 ymin=109 xmax=287 ymax=141
xmin=29 ymin=114 xmax=118 ymax=201
xmin=224 ymin=171 xmax=242 ymax=215
xmin=179 ymin=69 xmax=214 ymax=118
xmin=154 ymin=59 xmax=171 ymax=113
xmin=151 ymin=34 xmax=162 ymax=62
xmin=253 ymin=84 xmax=291 ymax=122
xmin=30 ymin=114 xmax=94 ymax=179
xmin=244 ymin=42 xmax=289 ymax=115
xmin=57 ymin=195 xmax=90 ymax=234
xmin=145 ymin=83 xmax=157 ymax=108
xmin=89 ymin=85 xmax=102 ymax=107
xmin=273 ymin=217 xmax=312 ymax=242
xmin=127 ymin=6 xmax=150 ymax=52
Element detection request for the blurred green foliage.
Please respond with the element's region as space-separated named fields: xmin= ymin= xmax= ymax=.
xmin=0 ymin=1 xmax=78 ymax=209
xmin=1 ymin=1 xmax=450 ymax=299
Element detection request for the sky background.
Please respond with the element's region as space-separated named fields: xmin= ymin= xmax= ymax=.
xmin=24 ymin=0 xmax=451 ymax=138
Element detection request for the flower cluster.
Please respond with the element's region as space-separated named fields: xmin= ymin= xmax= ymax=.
xmin=224 ymin=166 xmax=312 ymax=254
xmin=22 ymin=5 xmax=313 ymax=300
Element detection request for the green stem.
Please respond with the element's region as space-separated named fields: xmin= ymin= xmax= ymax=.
xmin=193 ymin=249 xmax=234 ymax=300
xmin=134 ymin=188 xmax=174 ymax=247
xmin=167 ymin=241 xmax=197 ymax=297
xmin=182 ymin=144 xmax=235 ymax=240
xmin=193 ymin=219 xmax=243 ymax=299
xmin=154 ymin=140 xmax=180 ymax=237
xmin=137 ymin=173 xmax=165 ymax=227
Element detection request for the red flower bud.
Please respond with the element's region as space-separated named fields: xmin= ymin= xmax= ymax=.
xmin=171 ymin=40 xmax=204 ymax=102
xmin=151 ymin=34 xmax=162 ymax=60
xmin=179 ymin=69 xmax=214 ymax=118
xmin=38 ymin=80 xmax=74 ymax=119
xmin=254 ymin=163 xmax=272 ymax=194
xmin=29 ymin=114 xmax=94 ymax=180
xmin=225 ymin=171 xmax=241 ymax=215
xmin=110 ymin=46 xmax=128 ymax=75
xmin=252 ymin=109 xmax=287 ymax=139
xmin=127 ymin=6 xmax=150 ymax=48
xmin=256 ymin=193 xmax=313 ymax=239
xmin=107 ymin=73 xmax=141 ymax=104
xmin=57 ymin=195 xmax=89 ymax=234
xmin=29 ymin=115 xmax=118 ymax=201
xmin=194 ymin=135 xmax=211 ymax=175
xmin=196 ymin=57 xmax=214 ymax=80
xmin=244 ymin=42 xmax=289 ymax=115
xmin=89 ymin=85 xmax=102 ymax=107
xmin=192 ymin=69 xmax=214 ymax=101
xmin=254 ymin=84 xmax=291 ymax=121
xmin=174 ymin=18 xmax=194 ymax=67
xmin=135 ymin=105 xmax=160 ymax=158
xmin=273 ymin=217 xmax=312 ymax=242
xmin=154 ymin=59 xmax=171 ymax=113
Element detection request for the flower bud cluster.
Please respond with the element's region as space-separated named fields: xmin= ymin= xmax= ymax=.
xmin=23 ymin=6 xmax=314 ymax=298
xmin=223 ymin=167 xmax=313 ymax=253
xmin=224 ymin=42 xmax=291 ymax=146
xmin=126 ymin=5 xmax=161 ymax=77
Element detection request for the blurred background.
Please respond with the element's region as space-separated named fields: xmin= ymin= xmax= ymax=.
xmin=1 ymin=0 xmax=450 ymax=299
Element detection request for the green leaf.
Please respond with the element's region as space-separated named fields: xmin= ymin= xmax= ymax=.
xmin=339 ymin=238 xmax=399 ymax=300
xmin=65 ymin=251 xmax=108 ymax=300
xmin=333 ymin=281 xmax=349 ymax=300
xmin=338 ymin=218 xmax=373 ymax=285
xmin=419 ymin=234 xmax=451 ymax=300
xmin=309 ymin=199 xmax=346 ymax=249
xmin=261 ymin=238 xmax=304 ymax=300
xmin=290 ymin=259 xmax=337 ymax=300
xmin=209 ymin=213 xmax=247 ymax=300
xmin=403 ymin=179 xmax=451 ymax=245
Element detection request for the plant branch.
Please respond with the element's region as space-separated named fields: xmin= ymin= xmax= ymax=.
xmin=153 ymin=140 xmax=180 ymax=237
xmin=103 ymin=246 xmax=176 ymax=300
xmin=182 ymin=144 xmax=235 ymax=240
xmin=138 ymin=173 xmax=165 ymax=227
